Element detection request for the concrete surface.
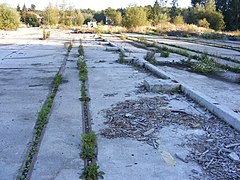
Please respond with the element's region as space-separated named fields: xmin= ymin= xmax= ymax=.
xmin=104 ymin=34 xmax=240 ymax=131
xmin=0 ymin=29 xmax=239 ymax=179
xmin=84 ymin=35 xmax=208 ymax=179
xmin=0 ymin=28 xmax=67 ymax=179
xmin=144 ymin=79 xmax=180 ymax=92
xmin=31 ymin=44 xmax=84 ymax=179
xmin=125 ymin=33 xmax=240 ymax=61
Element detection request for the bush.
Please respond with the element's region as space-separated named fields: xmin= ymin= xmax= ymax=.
xmin=42 ymin=29 xmax=50 ymax=40
xmin=198 ymin=18 xmax=210 ymax=28
xmin=0 ymin=4 xmax=20 ymax=30
xmin=205 ymin=10 xmax=225 ymax=31
xmin=123 ymin=6 xmax=148 ymax=29
xmin=173 ymin=15 xmax=185 ymax=25
xmin=24 ymin=13 xmax=40 ymax=27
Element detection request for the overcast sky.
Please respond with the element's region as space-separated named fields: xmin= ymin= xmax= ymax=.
xmin=1 ymin=0 xmax=192 ymax=10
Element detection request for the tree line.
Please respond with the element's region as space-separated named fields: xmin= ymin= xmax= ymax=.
xmin=0 ymin=0 xmax=239 ymax=31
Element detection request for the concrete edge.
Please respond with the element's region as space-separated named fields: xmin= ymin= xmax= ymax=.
xmin=181 ymin=84 xmax=240 ymax=131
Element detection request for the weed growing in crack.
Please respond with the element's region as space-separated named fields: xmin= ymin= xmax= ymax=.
xmin=81 ymin=164 xmax=105 ymax=180
xmin=42 ymin=29 xmax=50 ymax=40
xmin=160 ymin=51 xmax=170 ymax=58
xmin=78 ymin=40 xmax=84 ymax=57
xmin=78 ymin=59 xmax=88 ymax=83
xmin=192 ymin=54 xmax=218 ymax=74
xmin=77 ymin=39 xmax=104 ymax=179
xmin=67 ymin=41 xmax=73 ymax=54
xmin=118 ymin=52 xmax=125 ymax=63
xmin=80 ymin=131 xmax=97 ymax=159
xmin=129 ymin=38 xmax=240 ymax=73
xmin=53 ymin=73 xmax=62 ymax=89
xmin=19 ymin=73 xmax=62 ymax=180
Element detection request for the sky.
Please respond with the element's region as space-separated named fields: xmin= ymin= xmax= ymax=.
xmin=0 ymin=0 xmax=192 ymax=10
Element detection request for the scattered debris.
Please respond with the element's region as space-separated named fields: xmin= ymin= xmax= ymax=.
xmin=186 ymin=116 xmax=240 ymax=179
xmin=100 ymin=95 xmax=240 ymax=179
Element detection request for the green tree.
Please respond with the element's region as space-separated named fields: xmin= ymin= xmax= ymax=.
xmin=93 ymin=11 xmax=106 ymax=24
xmin=151 ymin=0 xmax=170 ymax=25
xmin=170 ymin=0 xmax=179 ymax=21
xmin=73 ymin=10 xmax=85 ymax=26
xmin=185 ymin=2 xmax=225 ymax=30
xmin=191 ymin=0 xmax=206 ymax=6
xmin=105 ymin=8 xmax=122 ymax=26
xmin=16 ymin=4 xmax=20 ymax=12
xmin=43 ymin=3 xmax=59 ymax=25
xmin=30 ymin=4 xmax=36 ymax=11
xmin=0 ymin=4 xmax=20 ymax=30
xmin=123 ymin=6 xmax=148 ymax=28
xmin=25 ymin=13 xmax=40 ymax=27
xmin=215 ymin=0 xmax=240 ymax=30
xmin=173 ymin=15 xmax=185 ymax=24
xmin=58 ymin=1 xmax=67 ymax=25
xmin=205 ymin=0 xmax=215 ymax=11
xmin=205 ymin=10 xmax=225 ymax=30
xmin=21 ymin=3 xmax=27 ymax=23
xmin=198 ymin=18 xmax=210 ymax=28
xmin=22 ymin=4 xmax=27 ymax=12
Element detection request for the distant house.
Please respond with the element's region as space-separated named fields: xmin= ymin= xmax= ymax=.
xmin=25 ymin=11 xmax=42 ymax=22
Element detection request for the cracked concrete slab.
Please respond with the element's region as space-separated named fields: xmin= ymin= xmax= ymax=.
xmin=84 ymin=35 xmax=209 ymax=179
xmin=0 ymin=28 xmax=68 ymax=179
xmin=31 ymin=44 xmax=84 ymax=180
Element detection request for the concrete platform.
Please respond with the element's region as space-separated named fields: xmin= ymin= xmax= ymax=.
xmin=31 ymin=45 xmax=84 ymax=179
xmin=0 ymin=29 xmax=66 ymax=179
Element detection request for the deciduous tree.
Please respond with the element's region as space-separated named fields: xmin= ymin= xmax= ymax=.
xmin=123 ymin=6 xmax=148 ymax=28
xmin=0 ymin=4 xmax=20 ymax=30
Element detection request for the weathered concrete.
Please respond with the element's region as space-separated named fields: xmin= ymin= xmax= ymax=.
xmin=144 ymin=79 xmax=180 ymax=92
xmin=104 ymin=34 xmax=240 ymax=132
xmin=125 ymin=33 xmax=240 ymax=61
xmin=0 ymin=28 xmax=67 ymax=179
xmin=84 ymin=35 xmax=207 ymax=179
xmin=181 ymin=84 xmax=240 ymax=131
xmin=31 ymin=44 xmax=84 ymax=179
